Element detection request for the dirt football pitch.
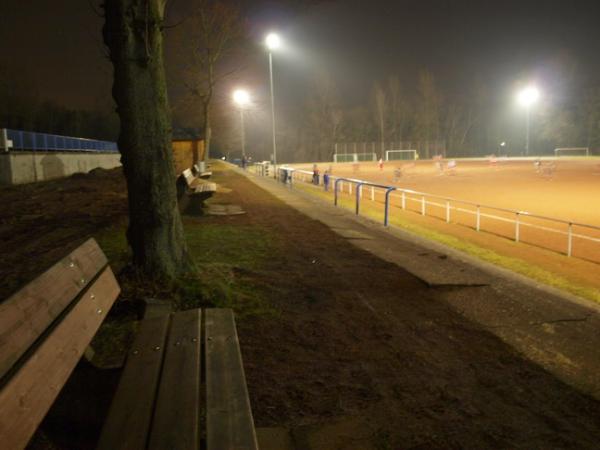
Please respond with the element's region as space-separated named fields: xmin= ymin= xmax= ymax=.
xmin=293 ymin=158 xmax=600 ymax=264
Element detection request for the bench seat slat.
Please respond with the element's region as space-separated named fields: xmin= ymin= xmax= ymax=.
xmin=205 ymin=309 xmax=258 ymax=450
xmin=192 ymin=183 xmax=217 ymax=193
xmin=0 ymin=238 xmax=108 ymax=379
xmin=97 ymin=315 xmax=170 ymax=450
xmin=0 ymin=266 xmax=120 ymax=450
xmin=148 ymin=310 xmax=202 ymax=450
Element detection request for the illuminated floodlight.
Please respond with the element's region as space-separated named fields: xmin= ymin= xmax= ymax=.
xmin=265 ymin=33 xmax=281 ymax=51
xmin=517 ymin=86 xmax=540 ymax=107
xmin=516 ymin=85 xmax=540 ymax=155
xmin=232 ymin=89 xmax=250 ymax=107
xmin=500 ymin=141 xmax=506 ymax=147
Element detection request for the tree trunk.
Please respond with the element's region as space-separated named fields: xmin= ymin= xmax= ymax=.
xmin=202 ymin=100 xmax=211 ymax=165
xmin=103 ymin=0 xmax=191 ymax=279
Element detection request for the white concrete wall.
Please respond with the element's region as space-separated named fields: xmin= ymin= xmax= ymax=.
xmin=0 ymin=151 xmax=122 ymax=185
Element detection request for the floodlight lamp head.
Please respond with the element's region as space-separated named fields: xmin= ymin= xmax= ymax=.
xmin=517 ymin=86 xmax=540 ymax=107
xmin=265 ymin=32 xmax=281 ymax=51
xmin=233 ymin=89 xmax=250 ymax=107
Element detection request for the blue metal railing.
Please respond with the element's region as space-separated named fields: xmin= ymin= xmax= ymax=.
xmin=2 ymin=128 xmax=118 ymax=153
xmin=334 ymin=178 xmax=396 ymax=226
xmin=279 ymin=166 xmax=600 ymax=263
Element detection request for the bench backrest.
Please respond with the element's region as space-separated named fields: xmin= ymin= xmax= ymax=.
xmin=0 ymin=238 xmax=120 ymax=449
xmin=182 ymin=168 xmax=195 ymax=187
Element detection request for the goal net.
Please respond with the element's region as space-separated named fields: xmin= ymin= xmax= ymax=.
xmin=333 ymin=152 xmax=377 ymax=163
xmin=554 ymin=147 xmax=589 ymax=157
xmin=385 ymin=149 xmax=418 ymax=161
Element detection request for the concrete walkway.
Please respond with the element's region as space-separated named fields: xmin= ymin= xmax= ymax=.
xmin=236 ymin=166 xmax=600 ymax=401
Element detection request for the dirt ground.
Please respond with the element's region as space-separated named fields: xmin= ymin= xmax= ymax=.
xmin=2 ymin=164 xmax=600 ymax=449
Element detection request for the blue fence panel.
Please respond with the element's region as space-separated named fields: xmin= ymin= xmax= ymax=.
xmin=4 ymin=129 xmax=118 ymax=153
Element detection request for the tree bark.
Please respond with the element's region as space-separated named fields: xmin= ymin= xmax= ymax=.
xmin=103 ymin=0 xmax=191 ymax=279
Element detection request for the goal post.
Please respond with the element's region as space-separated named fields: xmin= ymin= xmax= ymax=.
xmin=385 ymin=149 xmax=418 ymax=161
xmin=554 ymin=147 xmax=590 ymax=157
xmin=333 ymin=152 xmax=377 ymax=163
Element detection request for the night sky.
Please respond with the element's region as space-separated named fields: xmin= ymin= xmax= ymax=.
xmin=2 ymin=0 xmax=600 ymax=115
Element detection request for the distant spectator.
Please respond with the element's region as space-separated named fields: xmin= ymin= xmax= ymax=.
xmin=312 ymin=164 xmax=320 ymax=185
xmin=323 ymin=170 xmax=330 ymax=191
xmin=379 ymin=158 xmax=384 ymax=171
xmin=241 ymin=155 xmax=247 ymax=169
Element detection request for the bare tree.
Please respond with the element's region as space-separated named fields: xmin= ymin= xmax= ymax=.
xmin=103 ymin=0 xmax=191 ymax=279
xmin=305 ymin=72 xmax=342 ymax=161
xmin=373 ymin=82 xmax=387 ymax=157
xmin=415 ymin=70 xmax=442 ymax=158
xmin=175 ymin=0 xmax=244 ymax=164
xmin=387 ymin=76 xmax=404 ymax=144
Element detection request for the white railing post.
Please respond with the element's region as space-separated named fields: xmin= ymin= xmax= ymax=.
xmin=476 ymin=205 xmax=481 ymax=231
xmin=349 ymin=182 xmax=352 ymax=195
xmin=446 ymin=201 xmax=450 ymax=223
xmin=567 ymin=222 xmax=573 ymax=257
xmin=421 ymin=196 xmax=426 ymax=215
xmin=515 ymin=212 xmax=520 ymax=242
xmin=401 ymin=191 xmax=406 ymax=210
xmin=371 ymin=186 xmax=375 ymax=201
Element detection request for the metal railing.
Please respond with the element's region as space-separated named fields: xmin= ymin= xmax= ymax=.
xmin=1 ymin=128 xmax=118 ymax=153
xmin=281 ymin=167 xmax=600 ymax=264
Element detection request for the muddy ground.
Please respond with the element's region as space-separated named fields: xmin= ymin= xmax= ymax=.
xmin=2 ymin=165 xmax=600 ymax=449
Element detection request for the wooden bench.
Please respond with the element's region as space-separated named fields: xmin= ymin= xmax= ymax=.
xmin=193 ymin=163 xmax=213 ymax=179
xmin=98 ymin=308 xmax=258 ymax=450
xmin=183 ymin=168 xmax=217 ymax=196
xmin=178 ymin=168 xmax=217 ymax=214
xmin=0 ymin=238 xmax=120 ymax=449
xmin=0 ymin=240 xmax=258 ymax=450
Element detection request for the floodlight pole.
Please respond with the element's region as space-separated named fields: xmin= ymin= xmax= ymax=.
xmin=525 ymin=105 xmax=531 ymax=156
xmin=239 ymin=106 xmax=246 ymax=158
xmin=268 ymin=51 xmax=277 ymax=172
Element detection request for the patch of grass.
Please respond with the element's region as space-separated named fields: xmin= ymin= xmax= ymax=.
xmin=184 ymin=223 xmax=273 ymax=268
xmin=295 ymin=182 xmax=600 ymax=304
xmin=385 ymin=210 xmax=600 ymax=303
xmin=182 ymin=223 xmax=280 ymax=318
xmin=90 ymin=317 xmax=138 ymax=367
xmin=373 ymin=428 xmax=393 ymax=450
xmin=95 ymin=223 xmax=130 ymax=272
xmin=94 ymin=221 xmax=280 ymax=318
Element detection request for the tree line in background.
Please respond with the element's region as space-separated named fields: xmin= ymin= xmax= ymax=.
xmin=4 ymin=1 xmax=600 ymax=164
xmin=0 ymin=66 xmax=119 ymax=141
xmin=281 ymin=70 xmax=600 ymax=163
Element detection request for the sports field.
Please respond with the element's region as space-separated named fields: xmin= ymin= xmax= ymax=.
xmin=291 ymin=157 xmax=600 ymax=266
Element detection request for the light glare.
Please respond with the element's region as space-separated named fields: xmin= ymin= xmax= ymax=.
xmin=265 ymin=33 xmax=281 ymax=50
xmin=233 ymin=89 xmax=250 ymax=106
xmin=517 ymin=86 xmax=540 ymax=107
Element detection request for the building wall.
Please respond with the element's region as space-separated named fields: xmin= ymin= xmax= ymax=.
xmin=0 ymin=139 xmax=205 ymax=185
xmin=0 ymin=152 xmax=122 ymax=185
xmin=172 ymin=140 xmax=205 ymax=174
